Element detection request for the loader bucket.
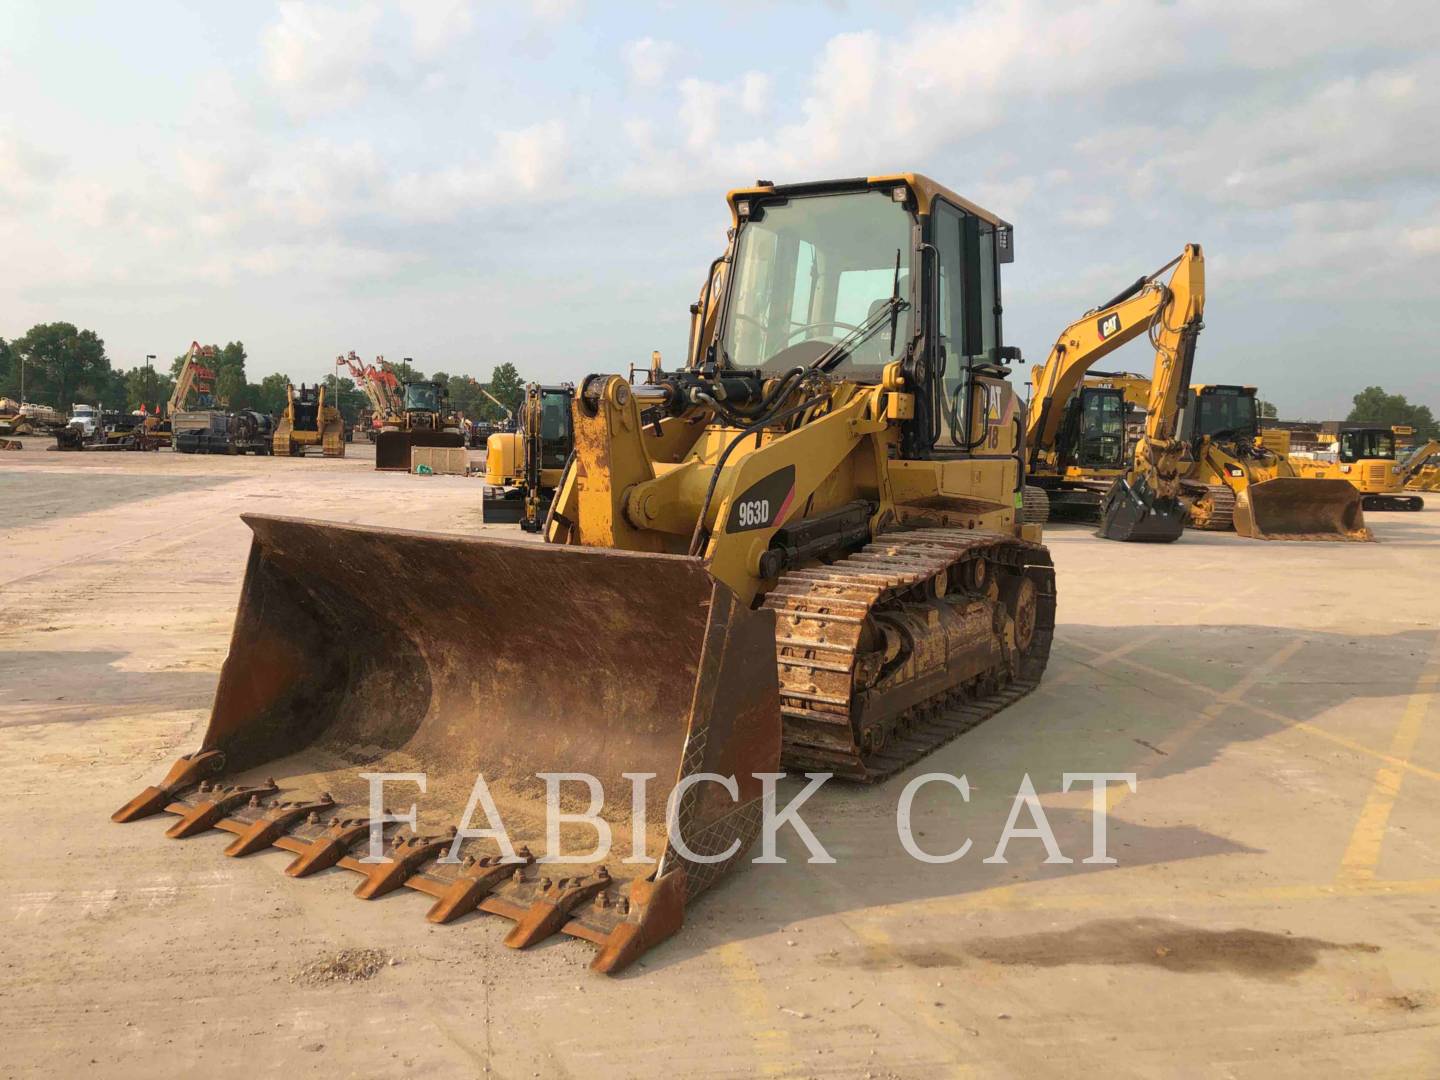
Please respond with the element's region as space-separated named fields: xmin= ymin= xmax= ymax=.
xmin=1233 ymin=478 xmax=1372 ymax=542
xmin=375 ymin=430 xmax=465 ymax=471
xmin=114 ymin=515 xmax=781 ymax=973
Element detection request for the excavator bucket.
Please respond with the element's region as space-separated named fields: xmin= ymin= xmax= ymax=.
xmin=114 ymin=515 xmax=781 ymax=973
xmin=375 ymin=430 xmax=465 ymax=471
xmin=1097 ymin=476 xmax=1186 ymax=543
xmin=1233 ymin=478 xmax=1372 ymax=542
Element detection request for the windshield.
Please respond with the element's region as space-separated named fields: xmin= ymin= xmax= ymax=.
xmin=405 ymin=384 xmax=439 ymax=411
xmin=1339 ymin=429 xmax=1395 ymax=462
xmin=1195 ymin=389 xmax=1257 ymax=440
xmin=1076 ymin=390 xmax=1125 ymax=468
xmin=719 ymin=190 xmax=913 ymax=379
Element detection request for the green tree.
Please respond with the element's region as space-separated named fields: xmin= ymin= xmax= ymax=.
xmin=323 ymin=375 xmax=366 ymax=423
xmin=12 ymin=322 xmax=113 ymax=408
xmin=483 ymin=361 xmax=525 ymax=420
xmin=1256 ymin=399 xmax=1279 ymax=419
xmin=385 ymin=358 xmax=423 ymax=384
xmin=256 ymin=373 xmax=292 ymax=416
xmin=1347 ymin=386 xmax=1437 ymax=440
xmin=0 ymin=337 xmax=13 ymax=398
xmin=215 ymin=366 xmax=248 ymax=408
xmin=123 ymin=365 xmax=174 ymax=412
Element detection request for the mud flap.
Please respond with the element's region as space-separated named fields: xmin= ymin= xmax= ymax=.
xmin=1234 ymin=478 xmax=1372 ymax=541
xmin=115 ymin=515 xmax=780 ymax=973
xmin=1097 ymin=476 xmax=1185 ymax=543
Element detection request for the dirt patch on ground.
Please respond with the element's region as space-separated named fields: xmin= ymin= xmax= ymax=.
xmin=964 ymin=918 xmax=1380 ymax=979
xmin=290 ymin=948 xmax=393 ymax=986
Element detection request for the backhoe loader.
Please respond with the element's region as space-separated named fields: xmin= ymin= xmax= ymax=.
xmin=115 ymin=173 xmax=1064 ymax=974
xmin=1177 ymin=385 xmax=1369 ymax=540
xmin=1292 ymin=424 xmax=1425 ymax=511
xmin=482 ymin=383 xmax=574 ymax=529
xmin=1026 ymin=247 xmax=1203 ymax=538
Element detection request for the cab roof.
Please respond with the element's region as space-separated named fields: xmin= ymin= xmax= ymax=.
xmin=725 ymin=173 xmax=1011 ymax=227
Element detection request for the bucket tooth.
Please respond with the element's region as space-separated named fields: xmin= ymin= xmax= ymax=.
xmin=590 ymin=870 xmax=688 ymax=975
xmin=282 ymin=817 xmax=386 ymax=878
xmin=164 ymin=780 xmax=279 ymax=839
xmin=424 ymin=846 xmax=537 ymax=924
xmin=112 ymin=750 xmax=226 ymax=823
xmin=351 ymin=829 xmax=459 ymax=900
xmin=504 ymin=868 xmax=613 ymax=950
xmin=222 ymin=795 xmax=338 ymax=857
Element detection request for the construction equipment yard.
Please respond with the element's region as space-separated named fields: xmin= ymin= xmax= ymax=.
xmin=3 ymin=441 xmax=1436 ymax=1078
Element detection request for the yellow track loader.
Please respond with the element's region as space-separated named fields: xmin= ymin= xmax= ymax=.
xmin=1179 ymin=385 xmax=1369 ymax=540
xmin=115 ymin=173 xmax=1057 ymax=974
xmin=1292 ymin=425 xmax=1425 ymax=511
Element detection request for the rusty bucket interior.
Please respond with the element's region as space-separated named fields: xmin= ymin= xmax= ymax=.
xmin=1233 ymin=478 xmax=1372 ymax=542
xmin=114 ymin=514 xmax=780 ymax=972
xmin=374 ymin=430 xmax=465 ymax=471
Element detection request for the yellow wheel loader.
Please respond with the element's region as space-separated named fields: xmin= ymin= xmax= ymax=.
xmin=482 ymin=383 xmax=575 ymax=529
xmin=1292 ymin=425 xmax=1425 ymax=511
xmin=1026 ymin=247 xmax=1203 ymax=540
xmin=374 ymin=379 xmax=465 ymax=471
xmin=272 ymin=382 xmax=345 ymax=457
xmin=115 ymin=173 xmax=1059 ymax=974
xmin=1178 ymin=385 xmax=1369 ymax=540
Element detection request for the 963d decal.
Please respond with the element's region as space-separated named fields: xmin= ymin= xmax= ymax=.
xmin=726 ymin=465 xmax=796 ymax=533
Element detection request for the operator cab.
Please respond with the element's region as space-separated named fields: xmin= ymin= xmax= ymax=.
xmin=1059 ymin=386 xmax=1127 ymax=471
xmin=1181 ymin=384 xmax=1258 ymax=449
xmin=712 ymin=174 xmax=1016 ymax=458
xmin=1336 ymin=425 xmax=1396 ymax=462
xmin=536 ymin=387 xmax=574 ymax=470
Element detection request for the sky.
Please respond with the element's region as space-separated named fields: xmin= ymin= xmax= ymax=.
xmin=2 ymin=0 xmax=1437 ymax=419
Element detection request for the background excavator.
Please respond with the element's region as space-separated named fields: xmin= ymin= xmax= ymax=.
xmin=115 ymin=173 xmax=1061 ymax=974
xmin=272 ymin=382 xmax=345 ymax=457
xmin=1292 ymin=424 xmax=1425 ymax=511
xmin=1178 ymin=384 xmax=1369 ymax=540
xmin=1025 ymin=247 xmax=1203 ymax=538
xmin=482 ymin=382 xmax=575 ymax=529
xmin=1401 ymin=439 xmax=1440 ymax=493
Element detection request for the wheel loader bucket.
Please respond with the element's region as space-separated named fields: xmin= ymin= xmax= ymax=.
xmin=1233 ymin=478 xmax=1372 ymax=542
xmin=114 ymin=515 xmax=781 ymax=974
xmin=375 ymin=430 xmax=465 ymax=471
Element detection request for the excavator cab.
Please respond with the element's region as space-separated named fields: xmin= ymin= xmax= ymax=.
xmin=1059 ymin=387 xmax=1127 ymax=471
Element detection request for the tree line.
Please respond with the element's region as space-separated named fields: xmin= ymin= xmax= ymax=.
xmin=0 ymin=322 xmax=527 ymax=425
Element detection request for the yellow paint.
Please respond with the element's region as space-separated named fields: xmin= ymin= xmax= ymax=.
xmin=713 ymin=942 xmax=793 ymax=1076
xmin=1337 ymin=650 xmax=1440 ymax=885
xmin=1059 ymin=638 xmax=1440 ymax=786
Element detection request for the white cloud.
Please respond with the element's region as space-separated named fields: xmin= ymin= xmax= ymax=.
xmin=623 ymin=37 xmax=677 ymax=88
xmin=261 ymin=2 xmax=383 ymax=113
xmin=397 ymin=0 xmax=476 ymax=58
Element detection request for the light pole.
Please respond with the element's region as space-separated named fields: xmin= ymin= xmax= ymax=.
xmin=145 ymin=354 xmax=156 ymax=413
